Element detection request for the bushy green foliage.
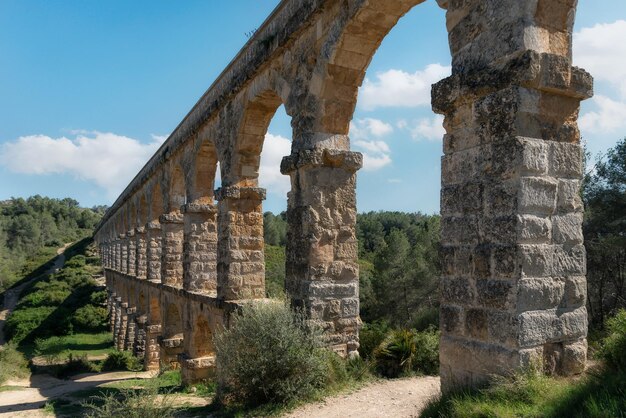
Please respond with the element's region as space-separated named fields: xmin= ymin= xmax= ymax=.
xmin=5 ymin=238 xmax=106 ymax=345
xmin=5 ymin=306 xmax=56 ymax=343
xmin=72 ymin=305 xmax=108 ymax=332
xmin=359 ymin=321 xmax=391 ymax=359
xmin=0 ymin=196 xmax=103 ymax=292
xmin=102 ymin=351 xmax=143 ymax=372
xmin=358 ymin=212 xmax=440 ymax=328
xmin=263 ymin=212 xmax=287 ymax=246
xmin=214 ymin=301 xmax=329 ymax=406
xmin=0 ymin=343 xmax=30 ymax=385
xmin=373 ymin=328 xmax=439 ymax=378
xmin=54 ymin=353 xmax=99 ymax=378
xmin=264 ymin=244 xmax=285 ymax=298
xmin=599 ymin=309 xmax=626 ymax=371
xmin=584 ymin=138 xmax=626 ymax=329
xmin=83 ymin=383 xmax=175 ymax=418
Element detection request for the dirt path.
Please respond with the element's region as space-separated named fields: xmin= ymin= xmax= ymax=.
xmin=0 ymin=244 xmax=71 ymax=346
xmin=0 ymin=371 xmax=156 ymax=417
xmin=284 ymin=376 xmax=441 ymax=418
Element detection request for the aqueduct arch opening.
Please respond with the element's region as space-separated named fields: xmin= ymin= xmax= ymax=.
xmin=97 ymin=0 xmax=592 ymax=391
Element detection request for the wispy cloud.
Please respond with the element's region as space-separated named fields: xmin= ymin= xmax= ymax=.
xmin=358 ymin=64 xmax=451 ymax=110
xmin=350 ymin=119 xmax=393 ymax=171
xmin=408 ymin=115 xmax=445 ymax=142
xmin=579 ymin=95 xmax=626 ymax=135
xmin=574 ymin=20 xmax=626 ymax=98
xmin=574 ymin=20 xmax=626 ymax=143
xmin=0 ymin=131 xmax=165 ymax=199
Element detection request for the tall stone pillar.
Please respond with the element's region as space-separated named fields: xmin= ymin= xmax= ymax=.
xmin=120 ymin=234 xmax=128 ymax=275
xmin=103 ymin=245 xmax=110 ymax=269
xmin=127 ymin=230 xmax=137 ymax=277
xmin=112 ymin=297 xmax=123 ymax=348
xmin=182 ymin=203 xmax=218 ymax=294
xmin=434 ymin=0 xmax=592 ymax=391
xmin=146 ymin=222 xmax=162 ymax=283
xmin=136 ymin=227 xmax=148 ymax=280
xmin=215 ymin=187 xmax=266 ymax=300
xmin=117 ymin=302 xmax=129 ymax=350
xmin=281 ymin=149 xmax=362 ymax=358
xmin=134 ymin=315 xmax=148 ymax=360
xmin=160 ymin=212 xmax=184 ymax=288
xmin=124 ymin=307 xmax=137 ymax=351
xmin=114 ymin=240 xmax=121 ymax=272
xmin=144 ymin=323 xmax=162 ymax=370
xmin=108 ymin=292 xmax=117 ymax=331
xmin=181 ymin=310 xmax=216 ymax=384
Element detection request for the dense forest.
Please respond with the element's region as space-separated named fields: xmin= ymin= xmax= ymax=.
xmin=584 ymin=138 xmax=626 ymax=329
xmin=263 ymin=211 xmax=441 ymax=330
xmin=0 ymin=196 xmax=104 ymax=291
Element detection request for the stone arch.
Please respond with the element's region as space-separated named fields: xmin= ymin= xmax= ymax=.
xmin=138 ymin=193 xmax=148 ymax=226
xmin=148 ymin=295 xmax=160 ymax=325
xmin=164 ymin=303 xmax=183 ymax=339
xmin=189 ymin=136 xmax=219 ymax=204
xmin=313 ymin=0 xmax=430 ymax=135
xmin=193 ymin=316 xmax=213 ymax=357
xmin=230 ymin=88 xmax=285 ymax=187
xmin=138 ymin=291 xmax=147 ymax=313
xmin=164 ymin=158 xmax=186 ymax=213
xmin=148 ymin=178 xmax=164 ymax=222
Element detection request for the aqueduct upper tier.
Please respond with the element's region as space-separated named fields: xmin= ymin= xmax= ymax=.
xmin=94 ymin=0 xmax=593 ymax=390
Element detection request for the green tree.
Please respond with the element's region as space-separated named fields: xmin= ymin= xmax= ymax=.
xmin=584 ymin=137 xmax=626 ymax=328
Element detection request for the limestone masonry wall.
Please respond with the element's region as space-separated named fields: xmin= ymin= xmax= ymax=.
xmin=95 ymin=0 xmax=591 ymax=390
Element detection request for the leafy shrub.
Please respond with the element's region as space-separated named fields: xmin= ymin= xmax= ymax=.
xmin=84 ymin=383 xmax=175 ymax=418
xmin=90 ymin=290 xmax=108 ymax=305
xmin=411 ymin=306 xmax=439 ymax=332
xmin=599 ymin=309 xmax=626 ymax=371
xmin=102 ymin=351 xmax=143 ymax=372
xmin=413 ymin=327 xmax=440 ymax=375
xmin=5 ymin=306 xmax=56 ymax=344
xmin=35 ymin=336 xmax=67 ymax=365
xmin=72 ymin=305 xmax=108 ymax=332
xmin=214 ymin=301 xmax=328 ymax=406
xmin=54 ymin=354 xmax=98 ymax=378
xmin=64 ymin=255 xmax=86 ymax=269
xmin=374 ymin=329 xmax=416 ymax=378
xmin=360 ymin=321 xmax=391 ymax=359
xmin=373 ymin=328 xmax=439 ymax=377
xmin=0 ymin=343 xmax=30 ymax=384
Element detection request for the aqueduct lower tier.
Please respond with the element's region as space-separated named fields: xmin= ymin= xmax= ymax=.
xmin=95 ymin=0 xmax=593 ymax=391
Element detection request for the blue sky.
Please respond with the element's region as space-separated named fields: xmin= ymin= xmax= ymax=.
xmin=1 ymin=1 xmax=625 ymax=214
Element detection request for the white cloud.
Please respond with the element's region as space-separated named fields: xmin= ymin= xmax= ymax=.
xmin=387 ymin=178 xmax=402 ymax=184
xmin=358 ymin=64 xmax=451 ymax=110
xmin=350 ymin=118 xmax=393 ymax=139
xmin=579 ymin=95 xmax=626 ymax=135
xmin=353 ymin=140 xmax=390 ymax=155
xmin=349 ymin=119 xmax=393 ymax=171
xmin=0 ymin=131 xmax=165 ymax=199
xmin=406 ymin=115 xmax=445 ymax=142
xmin=574 ymin=20 xmax=626 ymax=98
xmin=259 ymin=133 xmax=291 ymax=196
xmin=361 ymin=153 xmax=392 ymax=171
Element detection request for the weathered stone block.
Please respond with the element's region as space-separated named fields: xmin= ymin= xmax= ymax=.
xmin=517 ymin=215 xmax=551 ymax=244
xmin=517 ymin=277 xmax=565 ymax=312
xmin=519 ymin=177 xmax=558 ymax=215
xmin=552 ymin=213 xmax=583 ymax=245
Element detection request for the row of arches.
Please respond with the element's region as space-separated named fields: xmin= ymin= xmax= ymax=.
xmin=95 ymin=0 xmax=591 ymax=391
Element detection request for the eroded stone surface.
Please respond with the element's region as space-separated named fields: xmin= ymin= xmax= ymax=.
xmin=94 ymin=0 xmax=590 ymax=390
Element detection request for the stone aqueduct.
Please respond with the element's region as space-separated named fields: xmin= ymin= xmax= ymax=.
xmin=94 ymin=0 xmax=593 ymax=390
